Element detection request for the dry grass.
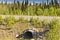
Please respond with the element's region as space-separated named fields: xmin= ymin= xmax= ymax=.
xmin=0 ymin=21 xmax=31 ymax=40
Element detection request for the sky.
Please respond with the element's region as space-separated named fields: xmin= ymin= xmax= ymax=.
xmin=0 ymin=0 xmax=60 ymax=3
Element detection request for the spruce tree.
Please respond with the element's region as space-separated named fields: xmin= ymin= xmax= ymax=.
xmin=25 ymin=0 xmax=28 ymax=6
xmin=5 ymin=0 xmax=7 ymax=5
xmin=47 ymin=0 xmax=48 ymax=5
xmin=17 ymin=0 xmax=20 ymax=9
xmin=21 ymin=0 xmax=25 ymax=12
xmin=51 ymin=0 xmax=54 ymax=5
xmin=54 ymin=0 xmax=58 ymax=8
xmin=35 ymin=3 xmax=38 ymax=15
xmin=25 ymin=0 xmax=28 ymax=11
xmin=54 ymin=0 xmax=58 ymax=5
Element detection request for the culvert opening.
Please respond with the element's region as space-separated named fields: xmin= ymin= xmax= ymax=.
xmin=24 ymin=31 xmax=33 ymax=39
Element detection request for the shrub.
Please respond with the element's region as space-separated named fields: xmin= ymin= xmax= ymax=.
xmin=30 ymin=18 xmax=37 ymax=26
xmin=43 ymin=9 xmax=49 ymax=16
xmin=18 ymin=17 xmax=24 ymax=22
xmin=56 ymin=8 xmax=60 ymax=16
xmin=37 ymin=20 xmax=42 ymax=28
xmin=37 ymin=8 xmax=43 ymax=16
xmin=49 ymin=7 xmax=57 ymax=16
xmin=4 ymin=16 xmax=16 ymax=28
xmin=0 ymin=16 xmax=2 ymax=21
xmin=0 ymin=16 xmax=2 ymax=24
xmin=46 ymin=19 xmax=60 ymax=40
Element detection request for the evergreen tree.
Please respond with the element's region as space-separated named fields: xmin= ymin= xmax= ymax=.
xmin=33 ymin=1 xmax=35 ymax=6
xmin=14 ymin=0 xmax=17 ymax=7
xmin=54 ymin=0 xmax=58 ymax=5
xmin=35 ymin=3 xmax=38 ymax=15
xmin=42 ymin=0 xmax=44 ymax=10
xmin=14 ymin=0 xmax=16 ymax=4
xmin=1 ymin=0 xmax=3 ymax=4
xmin=25 ymin=0 xmax=28 ymax=6
xmin=51 ymin=0 xmax=54 ymax=5
xmin=42 ymin=0 xmax=44 ymax=6
xmin=39 ymin=3 xmax=41 ymax=8
xmin=5 ymin=0 xmax=7 ymax=5
xmin=47 ymin=0 xmax=49 ymax=5
xmin=25 ymin=0 xmax=28 ymax=10
xmin=14 ymin=0 xmax=16 ymax=10
xmin=47 ymin=0 xmax=49 ymax=9
xmin=21 ymin=0 xmax=25 ymax=12
xmin=17 ymin=0 xmax=20 ymax=9
xmin=54 ymin=0 xmax=59 ymax=8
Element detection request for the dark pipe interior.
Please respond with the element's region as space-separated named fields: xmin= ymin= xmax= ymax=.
xmin=24 ymin=31 xmax=33 ymax=39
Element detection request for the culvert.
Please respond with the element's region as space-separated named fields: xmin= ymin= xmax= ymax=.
xmin=16 ymin=28 xmax=49 ymax=39
xmin=23 ymin=31 xmax=33 ymax=39
xmin=16 ymin=29 xmax=37 ymax=39
xmin=23 ymin=30 xmax=36 ymax=39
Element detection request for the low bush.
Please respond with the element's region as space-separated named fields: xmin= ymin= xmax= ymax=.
xmin=46 ymin=19 xmax=60 ymax=40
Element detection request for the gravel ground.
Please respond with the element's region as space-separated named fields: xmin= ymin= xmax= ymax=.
xmin=0 ymin=15 xmax=60 ymax=22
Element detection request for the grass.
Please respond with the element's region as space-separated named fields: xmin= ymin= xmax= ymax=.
xmin=0 ymin=17 xmax=60 ymax=40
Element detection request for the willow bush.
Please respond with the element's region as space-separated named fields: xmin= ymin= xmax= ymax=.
xmin=37 ymin=20 xmax=42 ymax=28
xmin=4 ymin=16 xmax=16 ymax=28
xmin=0 ymin=4 xmax=60 ymax=16
xmin=30 ymin=18 xmax=37 ymax=26
xmin=56 ymin=8 xmax=60 ymax=16
xmin=0 ymin=16 xmax=2 ymax=24
xmin=46 ymin=19 xmax=60 ymax=40
xmin=18 ymin=17 xmax=25 ymax=22
xmin=43 ymin=8 xmax=49 ymax=16
xmin=0 ymin=16 xmax=2 ymax=21
xmin=30 ymin=18 xmax=43 ymax=28
xmin=37 ymin=8 xmax=43 ymax=16
xmin=49 ymin=7 xmax=57 ymax=16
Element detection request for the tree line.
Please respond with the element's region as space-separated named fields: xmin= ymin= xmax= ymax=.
xmin=0 ymin=0 xmax=60 ymax=16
